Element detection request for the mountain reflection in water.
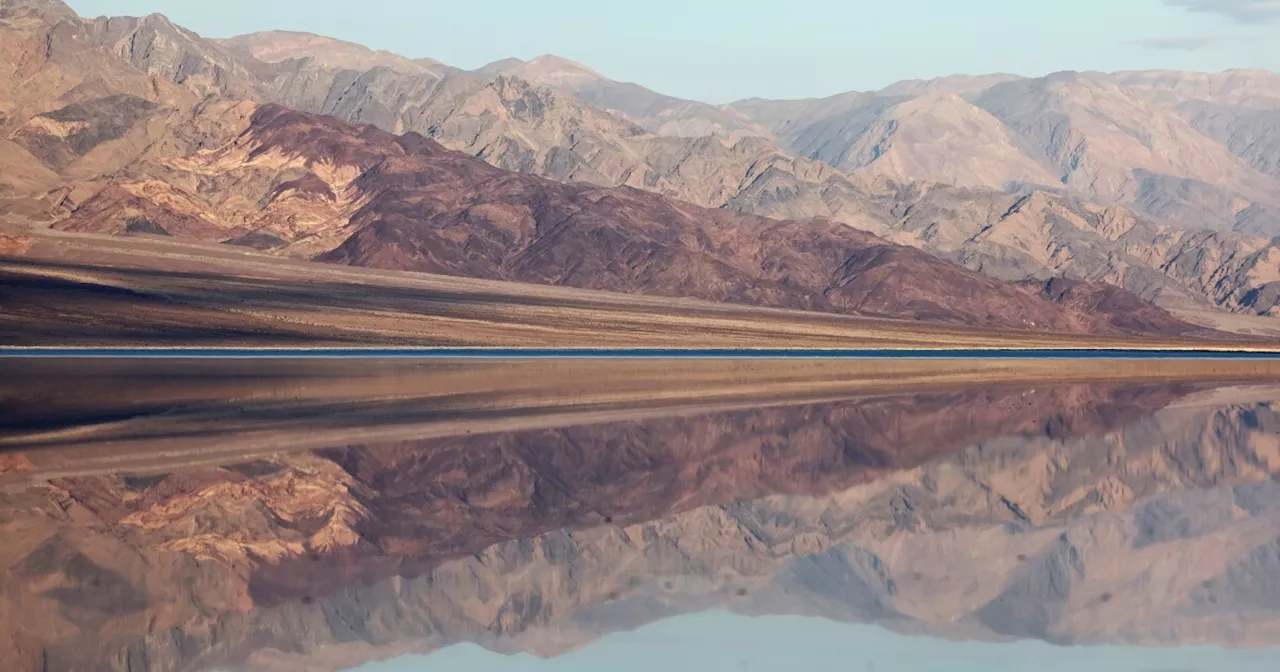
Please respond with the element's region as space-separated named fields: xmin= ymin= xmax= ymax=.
xmin=1 ymin=358 xmax=1280 ymax=671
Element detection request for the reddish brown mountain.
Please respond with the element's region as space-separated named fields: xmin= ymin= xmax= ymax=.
xmin=51 ymin=102 xmax=1196 ymax=335
xmin=1019 ymin=277 xmax=1204 ymax=336
xmin=282 ymin=106 xmax=1198 ymax=334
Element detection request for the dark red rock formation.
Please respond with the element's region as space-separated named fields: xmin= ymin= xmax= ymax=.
xmin=1020 ymin=276 xmax=1204 ymax=336
xmin=215 ymin=105 xmax=1148 ymax=335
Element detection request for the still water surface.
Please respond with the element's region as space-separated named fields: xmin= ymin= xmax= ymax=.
xmin=366 ymin=612 xmax=1280 ymax=671
xmin=2 ymin=358 xmax=1279 ymax=671
xmin=5 ymin=348 xmax=1280 ymax=358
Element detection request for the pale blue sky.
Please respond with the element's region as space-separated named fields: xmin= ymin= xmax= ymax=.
xmin=63 ymin=0 xmax=1280 ymax=103
xmin=347 ymin=611 xmax=1280 ymax=672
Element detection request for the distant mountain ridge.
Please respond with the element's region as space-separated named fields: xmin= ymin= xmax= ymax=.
xmin=223 ymin=30 xmax=1280 ymax=240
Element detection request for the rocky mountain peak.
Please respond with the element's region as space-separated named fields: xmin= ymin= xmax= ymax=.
xmin=0 ymin=0 xmax=76 ymax=21
xmin=219 ymin=30 xmax=453 ymax=76
xmin=495 ymin=53 xmax=604 ymax=89
xmin=875 ymin=73 xmax=1025 ymax=98
xmin=473 ymin=56 xmax=526 ymax=74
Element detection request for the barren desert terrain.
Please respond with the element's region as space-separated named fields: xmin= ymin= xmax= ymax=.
xmin=4 ymin=228 xmax=1278 ymax=350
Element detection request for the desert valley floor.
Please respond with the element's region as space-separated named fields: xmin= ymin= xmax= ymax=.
xmin=4 ymin=228 xmax=1280 ymax=351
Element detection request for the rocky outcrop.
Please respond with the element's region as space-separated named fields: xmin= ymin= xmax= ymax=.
xmin=0 ymin=232 xmax=30 ymax=254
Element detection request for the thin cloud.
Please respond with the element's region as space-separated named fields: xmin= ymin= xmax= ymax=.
xmin=1164 ymin=0 xmax=1280 ymax=23
xmin=1130 ymin=35 xmax=1219 ymax=51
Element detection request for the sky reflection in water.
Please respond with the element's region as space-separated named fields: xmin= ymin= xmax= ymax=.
xmin=363 ymin=612 xmax=1280 ymax=672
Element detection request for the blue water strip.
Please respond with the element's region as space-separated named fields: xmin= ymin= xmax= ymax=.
xmin=2 ymin=348 xmax=1280 ymax=359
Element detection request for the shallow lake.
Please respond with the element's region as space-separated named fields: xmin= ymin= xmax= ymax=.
xmin=2 ymin=357 xmax=1279 ymax=671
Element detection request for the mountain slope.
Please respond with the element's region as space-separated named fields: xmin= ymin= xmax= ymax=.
xmin=859 ymin=184 xmax=1280 ymax=320
xmin=219 ymin=30 xmax=456 ymax=77
xmin=1109 ymin=70 xmax=1280 ymax=183
xmin=0 ymin=0 xmax=200 ymax=220
xmin=473 ymin=54 xmax=771 ymax=139
xmin=972 ymin=73 xmax=1280 ymax=233
xmin=53 ymin=102 xmax=1184 ymax=334
xmin=85 ymin=11 xmax=268 ymax=100
xmin=836 ymin=92 xmax=1060 ymax=189
xmin=1107 ymin=69 xmax=1280 ymax=109
xmin=728 ymin=71 xmax=1280 ymax=235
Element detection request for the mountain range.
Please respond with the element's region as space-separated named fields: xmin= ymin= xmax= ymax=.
xmin=4 ymin=0 xmax=1280 ymax=339
xmin=215 ymin=26 xmax=1280 ymax=323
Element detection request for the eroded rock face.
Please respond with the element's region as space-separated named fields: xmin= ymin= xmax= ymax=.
xmin=0 ymin=233 xmax=31 ymax=255
xmin=8 ymin=95 xmax=158 ymax=170
xmin=1 ymin=380 xmax=1277 ymax=671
